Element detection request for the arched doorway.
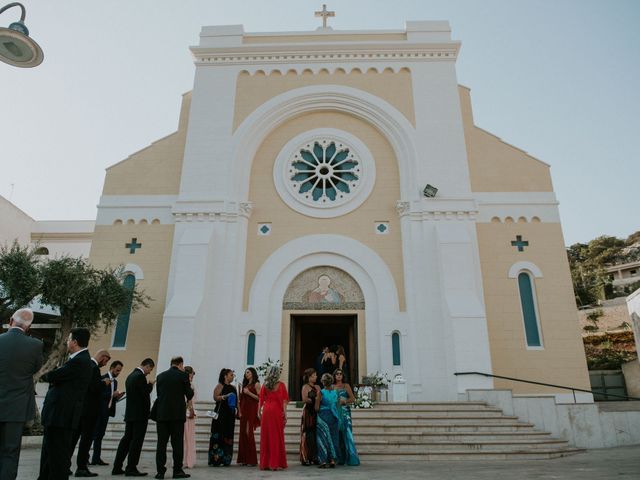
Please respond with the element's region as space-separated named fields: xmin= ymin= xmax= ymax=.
xmin=282 ymin=266 xmax=365 ymax=399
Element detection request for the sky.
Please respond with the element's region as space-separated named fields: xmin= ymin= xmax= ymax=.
xmin=1 ymin=0 xmax=638 ymax=245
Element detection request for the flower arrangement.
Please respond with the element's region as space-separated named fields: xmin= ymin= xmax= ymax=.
xmin=256 ymin=358 xmax=283 ymax=380
xmin=361 ymin=371 xmax=390 ymax=388
xmin=353 ymin=386 xmax=374 ymax=409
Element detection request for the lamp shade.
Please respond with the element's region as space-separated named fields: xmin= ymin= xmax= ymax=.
xmin=0 ymin=20 xmax=43 ymax=67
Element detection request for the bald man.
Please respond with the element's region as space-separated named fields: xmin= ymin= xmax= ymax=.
xmin=0 ymin=308 xmax=43 ymax=480
xmin=72 ymin=349 xmax=111 ymax=477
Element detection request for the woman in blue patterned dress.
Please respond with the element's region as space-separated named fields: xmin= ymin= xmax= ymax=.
xmin=316 ymin=373 xmax=340 ymax=468
xmin=333 ymin=368 xmax=360 ymax=466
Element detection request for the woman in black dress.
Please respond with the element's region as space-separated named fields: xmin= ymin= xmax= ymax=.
xmin=299 ymin=368 xmax=321 ymax=465
xmin=209 ymin=368 xmax=237 ymax=466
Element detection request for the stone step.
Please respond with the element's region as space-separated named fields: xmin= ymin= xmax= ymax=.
xmin=105 ymin=427 xmax=551 ymax=441
xmin=195 ymin=401 xmax=495 ymax=412
xmin=97 ymin=442 xmax=581 ymax=460
xmin=102 ymin=435 xmax=568 ymax=451
xmin=99 ymin=401 xmax=581 ymax=461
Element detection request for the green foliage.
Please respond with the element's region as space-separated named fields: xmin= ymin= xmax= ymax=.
xmin=39 ymin=257 xmax=149 ymax=333
xmin=567 ymin=230 xmax=640 ymax=306
xmin=0 ymin=242 xmax=42 ymax=321
xmin=0 ymin=245 xmax=151 ymax=379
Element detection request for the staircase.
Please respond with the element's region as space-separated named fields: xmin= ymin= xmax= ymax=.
xmin=101 ymin=401 xmax=583 ymax=461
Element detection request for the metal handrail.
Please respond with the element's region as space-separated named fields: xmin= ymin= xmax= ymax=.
xmin=454 ymin=371 xmax=640 ymax=402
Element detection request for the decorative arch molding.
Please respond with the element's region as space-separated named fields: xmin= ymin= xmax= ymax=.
xmin=231 ymin=84 xmax=418 ymax=201
xmin=237 ymin=66 xmax=412 ymax=76
xmin=123 ymin=263 xmax=144 ymax=280
xmin=247 ymin=234 xmax=400 ymax=368
xmin=508 ymin=261 xmax=542 ymax=279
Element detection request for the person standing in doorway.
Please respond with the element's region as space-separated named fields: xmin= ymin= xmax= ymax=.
xmin=0 ymin=308 xmax=43 ymax=480
xmin=38 ymin=328 xmax=93 ymax=480
xmin=90 ymin=360 xmax=124 ymax=466
xmin=154 ymin=356 xmax=194 ymax=480
xmin=112 ymin=358 xmax=155 ymax=477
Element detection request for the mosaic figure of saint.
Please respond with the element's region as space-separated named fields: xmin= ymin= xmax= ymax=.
xmin=307 ymin=275 xmax=343 ymax=304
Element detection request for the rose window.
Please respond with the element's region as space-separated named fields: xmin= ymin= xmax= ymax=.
xmin=287 ymin=139 xmax=362 ymax=206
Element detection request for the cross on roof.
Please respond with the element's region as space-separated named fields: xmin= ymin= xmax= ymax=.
xmin=315 ymin=4 xmax=335 ymax=28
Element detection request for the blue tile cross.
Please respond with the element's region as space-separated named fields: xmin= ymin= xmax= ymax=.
xmin=511 ymin=235 xmax=529 ymax=252
xmin=125 ymin=238 xmax=142 ymax=254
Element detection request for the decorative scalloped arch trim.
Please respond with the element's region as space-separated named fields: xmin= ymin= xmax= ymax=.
xmin=232 ymin=84 xmax=418 ymax=201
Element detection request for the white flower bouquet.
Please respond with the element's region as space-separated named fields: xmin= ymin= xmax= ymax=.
xmin=353 ymin=385 xmax=374 ymax=409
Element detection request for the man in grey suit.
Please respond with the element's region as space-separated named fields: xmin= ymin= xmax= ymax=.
xmin=0 ymin=308 xmax=44 ymax=480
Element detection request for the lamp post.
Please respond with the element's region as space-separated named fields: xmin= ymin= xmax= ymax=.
xmin=0 ymin=2 xmax=43 ymax=67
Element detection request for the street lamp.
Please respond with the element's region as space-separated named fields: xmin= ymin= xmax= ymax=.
xmin=0 ymin=2 xmax=43 ymax=67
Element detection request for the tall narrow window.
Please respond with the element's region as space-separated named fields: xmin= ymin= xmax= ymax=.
xmin=246 ymin=332 xmax=256 ymax=366
xmin=112 ymin=274 xmax=135 ymax=348
xmin=392 ymin=332 xmax=401 ymax=366
xmin=517 ymin=272 xmax=542 ymax=347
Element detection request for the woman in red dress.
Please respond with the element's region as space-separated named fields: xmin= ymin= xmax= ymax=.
xmin=237 ymin=367 xmax=261 ymax=466
xmin=258 ymin=365 xmax=289 ymax=470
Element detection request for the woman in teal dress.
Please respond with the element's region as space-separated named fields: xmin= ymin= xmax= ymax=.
xmin=316 ymin=373 xmax=340 ymax=468
xmin=333 ymin=368 xmax=360 ymax=466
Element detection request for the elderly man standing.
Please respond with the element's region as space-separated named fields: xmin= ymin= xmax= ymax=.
xmin=38 ymin=327 xmax=93 ymax=480
xmin=0 ymin=308 xmax=43 ymax=480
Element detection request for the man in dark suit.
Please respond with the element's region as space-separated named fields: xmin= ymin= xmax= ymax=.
xmin=38 ymin=327 xmax=93 ymax=480
xmin=154 ymin=356 xmax=194 ymax=480
xmin=72 ymin=349 xmax=112 ymax=477
xmin=0 ymin=308 xmax=43 ymax=480
xmin=90 ymin=359 xmax=124 ymax=466
xmin=112 ymin=358 xmax=155 ymax=477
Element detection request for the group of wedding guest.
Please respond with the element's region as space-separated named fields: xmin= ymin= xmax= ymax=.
xmin=206 ymin=363 xmax=359 ymax=472
xmin=300 ymin=368 xmax=360 ymax=468
xmin=207 ymin=365 xmax=289 ymax=471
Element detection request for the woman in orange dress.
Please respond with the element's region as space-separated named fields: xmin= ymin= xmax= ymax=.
xmin=258 ymin=365 xmax=289 ymax=470
xmin=237 ymin=367 xmax=261 ymax=466
xmin=183 ymin=366 xmax=197 ymax=469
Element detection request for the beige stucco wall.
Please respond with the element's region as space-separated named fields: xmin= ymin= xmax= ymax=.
xmin=102 ymin=92 xmax=191 ymax=196
xmin=0 ymin=195 xmax=33 ymax=246
xmin=477 ymin=222 xmax=591 ymax=394
xmin=233 ymin=69 xmax=415 ymax=131
xmin=459 ymin=86 xmax=553 ymax=192
xmin=89 ymin=223 xmax=174 ymax=378
xmin=242 ymin=109 xmax=406 ymax=312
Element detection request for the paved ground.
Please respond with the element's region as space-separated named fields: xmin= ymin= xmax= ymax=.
xmin=17 ymin=446 xmax=640 ymax=479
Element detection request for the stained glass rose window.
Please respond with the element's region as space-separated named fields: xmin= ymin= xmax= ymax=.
xmin=273 ymin=129 xmax=375 ymax=218
xmin=288 ymin=139 xmax=362 ymax=206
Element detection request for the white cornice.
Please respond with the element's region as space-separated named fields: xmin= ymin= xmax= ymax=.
xmin=191 ymin=42 xmax=460 ymax=66
xmin=396 ymin=198 xmax=479 ymax=221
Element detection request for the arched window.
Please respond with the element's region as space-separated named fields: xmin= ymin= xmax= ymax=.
xmin=517 ymin=272 xmax=542 ymax=347
xmin=35 ymin=247 xmax=49 ymax=255
xmin=391 ymin=332 xmax=401 ymax=366
xmin=246 ymin=332 xmax=256 ymax=366
xmin=112 ymin=274 xmax=135 ymax=348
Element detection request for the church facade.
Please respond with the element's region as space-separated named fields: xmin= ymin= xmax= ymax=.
xmin=89 ymin=20 xmax=590 ymax=401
